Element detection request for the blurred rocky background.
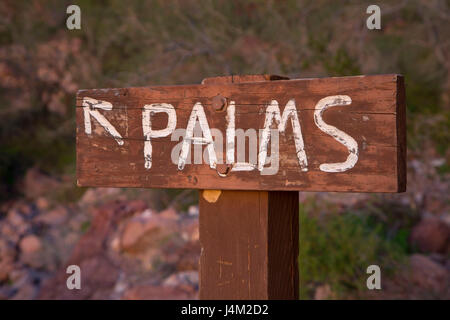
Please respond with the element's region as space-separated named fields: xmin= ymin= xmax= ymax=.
xmin=0 ymin=0 xmax=448 ymax=299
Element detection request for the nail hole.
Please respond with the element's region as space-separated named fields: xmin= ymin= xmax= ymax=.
xmin=216 ymin=164 xmax=231 ymax=177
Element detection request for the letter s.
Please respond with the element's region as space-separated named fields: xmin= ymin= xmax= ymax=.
xmin=314 ymin=95 xmax=358 ymax=172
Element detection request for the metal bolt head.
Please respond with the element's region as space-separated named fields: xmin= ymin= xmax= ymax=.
xmin=216 ymin=164 xmax=231 ymax=177
xmin=211 ymin=95 xmax=227 ymax=112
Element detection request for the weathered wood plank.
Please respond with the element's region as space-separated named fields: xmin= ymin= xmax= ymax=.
xmin=76 ymin=74 xmax=406 ymax=192
xmin=199 ymin=190 xmax=299 ymax=299
xmin=201 ymin=74 xmax=290 ymax=84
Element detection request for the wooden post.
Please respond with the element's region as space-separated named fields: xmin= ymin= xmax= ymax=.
xmin=198 ymin=75 xmax=298 ymax=300
xmin=199 ymin=190 xmax=299 ymax=299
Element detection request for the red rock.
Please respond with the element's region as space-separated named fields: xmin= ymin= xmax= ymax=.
xmin=38 ymin=201 xmax=137 ymax=299
xmin=409 ymin=254 xmax=448 ymax=295
xmin=314 ymin=284 xmax=333 ymax=300
xmin=120 ymin=212 xmax=178 ymax=254
xmin=22 ymin=167 xmax=61 ymax=199
xmin=163 ymin=271 xmax=198 ymax=290
xmin=17 ymin=202 xmax=34 ymax=217
xmin=0 ymin=288 xmax=12 ymax=300
xmin=78 ymin=188 xmax=121 ymax=206
xmin=0 ymin=238 xmax=16 ymax=260
xmin=34 ymin=206 xmax=68 ymax=225
xmin=0 ymin=239 xmax=15 ymax=283
xmin=35 ymin=197 xmax=50 ymax=211
xmin=180 ymin=218 xmax=199 ymax=242
xmin=7 ymin=209 xmax=25 ymax=229
xmin=11 ymin=282 xmax=37 ymax=300
xmin=39 ymin=256 xmax=119 ymax=300
xmin=188 ymin=205 xmax=198 ymax=217
xmin=0 ymin=222 xmax=20 ymax=243
xmin=125 ymin=200 xmax=148 ymax=214
xmin=19 ymin=235 xmax=44 ymax=268
xmin=0 ymin=262 xmax=13 ymax=283
xmin=8 ymin=268 xmax=28 ymax=284
xmin=120 ymin=219 xmax=151 ymax=253
xmin=158 ymin=207 xmax=178 ymax=220
xmin=122 ymin=285 xmax=195 ymax=300
xmin=409 ymin=218 xmax=450 ymax=254
xmin=19 ymin=235 xmax=42 ymax=254
xmin=162 ymin=241 xmax=200 ymax=272
xmin=70 ymin=201 xmax=139 ymax=259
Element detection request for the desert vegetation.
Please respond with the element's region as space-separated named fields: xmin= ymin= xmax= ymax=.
xmin=0 ymin=0 xmax=448 ymax=299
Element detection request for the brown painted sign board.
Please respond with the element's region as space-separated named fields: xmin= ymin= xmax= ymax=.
xmin=76 ymin=74 xmax=406 ymax=193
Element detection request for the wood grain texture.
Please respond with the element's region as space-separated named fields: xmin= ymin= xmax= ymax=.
xmin=396 ymin=76 xmax=407 ymax=192
xmin=199 ymin=190 xmax=299 ymax=299
xmin=76 ymin=74 xmax=406 ymax=192
xmin=201 ymin=74 xmax=289 ymax=84
xmin=199 ymin=75 xmax=298 ymax=300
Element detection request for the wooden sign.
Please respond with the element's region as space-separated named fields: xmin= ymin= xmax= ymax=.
xmin=76 ymin=74 xmax=406 ymax=193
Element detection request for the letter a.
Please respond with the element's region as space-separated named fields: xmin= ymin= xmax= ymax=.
xmin=366 ymin=5 xmax=381 ymax=30
xmin=66 ymin=265 xmax=81 ymax=290
xmin=66 ymin=5 xmax=81 ymax=30
xmin=366 ymin=265 xmax=381 ymax=290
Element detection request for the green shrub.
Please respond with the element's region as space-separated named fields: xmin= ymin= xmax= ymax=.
xmin=299 ymin=203 xmax=407 ymax=299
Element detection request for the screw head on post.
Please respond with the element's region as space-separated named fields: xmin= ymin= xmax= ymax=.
xmin=211 ymin=95 xmax=227 ymax=112
xmin=216 ymin=164 xmax=231 ymax=177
